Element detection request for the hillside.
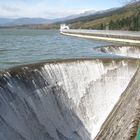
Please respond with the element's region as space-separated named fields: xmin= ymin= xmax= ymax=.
xmin=59 ymin=2 xmax=140 ymax=31
xmin=1 ymin=2 xmax=140 ymax=31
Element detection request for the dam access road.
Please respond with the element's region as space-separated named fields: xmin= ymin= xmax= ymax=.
xmin=60 ymin=29 xmax=140 ymax=44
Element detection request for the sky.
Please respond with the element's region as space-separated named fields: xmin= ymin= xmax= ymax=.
xmin=0 ymin=0 xmax=124 ymax=19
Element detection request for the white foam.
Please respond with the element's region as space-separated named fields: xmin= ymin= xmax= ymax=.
xmin=41 ymin=60 xmax=137 ymax=139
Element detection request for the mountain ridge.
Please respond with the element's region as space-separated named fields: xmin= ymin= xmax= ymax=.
xmin=0 ymin=10 xmax=96 ymax=26
xmin=61 ymin=1 xmax=140 ymax=31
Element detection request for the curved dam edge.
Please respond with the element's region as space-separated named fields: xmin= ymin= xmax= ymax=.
xmin=0 ymin=58 xmax=138 ymax=75
xmin=0 ymin=58 xmax=139 ymax=140
xmin=61 ymin=30 xmax=140 ymax=44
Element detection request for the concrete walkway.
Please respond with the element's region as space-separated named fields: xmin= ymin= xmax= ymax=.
xmin=61 ymin=29 xmax=140 ymax=44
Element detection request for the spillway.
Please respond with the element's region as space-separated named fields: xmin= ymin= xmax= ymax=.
xmin=0 ymin=58 xmax=139 ymax=140
xmin=95 ymin=45 xmax=140 ymax=59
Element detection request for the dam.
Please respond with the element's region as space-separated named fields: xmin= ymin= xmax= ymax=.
xmin=60 ymin=29 xmax=140 ymax=44
xmin=0 ymin=29 xmax=140 ymax=140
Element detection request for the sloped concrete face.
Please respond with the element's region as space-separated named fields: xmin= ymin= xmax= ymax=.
xmin=95 ymin=67 xmax=140 ymax=140
xmin=0 ymin=59 xmax=139 ymax=140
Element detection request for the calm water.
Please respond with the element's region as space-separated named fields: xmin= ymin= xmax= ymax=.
xmin=0 ymin=29 xmax=113 ymax=69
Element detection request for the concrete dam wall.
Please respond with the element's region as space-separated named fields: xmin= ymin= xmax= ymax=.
xmin=0 ymin=58 xmax=139 ymax=140
xmin=60 ymin=29 xmax=140 ymax=44
xmin=95 ymin=67 xmax=140 ymax=140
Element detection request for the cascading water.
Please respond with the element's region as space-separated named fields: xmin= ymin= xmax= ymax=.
xmin=95 ymin=45 xmax=140 ymax=58
xmin=0 ymin=59 xmax=138 ymax=140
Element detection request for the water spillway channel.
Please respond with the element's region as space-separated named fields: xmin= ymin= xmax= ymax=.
xmin=0 ymin=58 xmax=139 ymax=140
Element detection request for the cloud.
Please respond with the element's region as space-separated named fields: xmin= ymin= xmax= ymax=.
xmin=0 ymin=3 xmax=89 ymax=18
xmin=0 ymin=0 xmax=92 ymax=18
xmin=0 ymin=0 xmax=123 ymax=18
xmin=43 ymin=9 xmax=91 ymax=18
xmin=1 ymin=5 xmax=20 ymax=12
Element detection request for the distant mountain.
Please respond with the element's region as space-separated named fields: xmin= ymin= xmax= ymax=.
xmin=56 ymin=8 xmax=120 ymax=25
xmin=0 ymin=18 xmax=54 ymax=26
xmin=0 ymin=10 xmax=97 ymax=26
xmin=11 ymin=18 xmax=50 ymax=25
xmin=0 ymin=1 xmax=140 ymax=29
xmin=58 ymin=10 xmax=96 ymax=21
xmin=1 ymin=1 xmax=139 ymax=30
xmin=57 ymin=1 xmax=140 ymax=31
xmin=0 ymin=18 xmax=14 ymax=25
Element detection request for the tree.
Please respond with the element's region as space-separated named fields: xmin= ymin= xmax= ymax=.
xmin=122 ymin=0 xmax=140 ymax=4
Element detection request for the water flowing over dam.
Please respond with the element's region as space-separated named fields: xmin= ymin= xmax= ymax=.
xmin=95 ymin=45 xmax=140 ymax=59
xmin=0 ymin=58 xmax=139 ymax=140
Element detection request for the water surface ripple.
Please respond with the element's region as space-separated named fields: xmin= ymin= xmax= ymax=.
xmin=0 ymin=29 xmax=114 ymax=69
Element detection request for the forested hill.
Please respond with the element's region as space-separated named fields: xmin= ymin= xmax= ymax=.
xmin=60 ymin=2 xmax=140 ymax=31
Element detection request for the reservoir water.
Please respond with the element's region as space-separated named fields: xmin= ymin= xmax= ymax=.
xmin=0 ymin=29 xmax=112 ymax=69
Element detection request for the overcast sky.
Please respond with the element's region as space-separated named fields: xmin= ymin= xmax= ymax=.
xmin=0 ymin=0 xmax=123 ymax=18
